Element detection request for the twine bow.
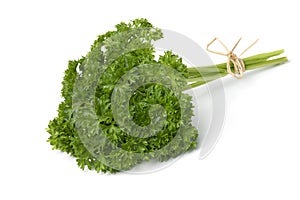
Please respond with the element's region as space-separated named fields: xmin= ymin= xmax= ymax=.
xmin=207 ymin=37 xmax=259 ymax=79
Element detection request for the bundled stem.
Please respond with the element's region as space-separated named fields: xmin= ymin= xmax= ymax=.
xmin=185 ymin=50 xmax=288 ymax=89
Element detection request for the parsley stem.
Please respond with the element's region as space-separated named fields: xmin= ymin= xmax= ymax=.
xmin=184 ymin=50 xmax=288 ymax=90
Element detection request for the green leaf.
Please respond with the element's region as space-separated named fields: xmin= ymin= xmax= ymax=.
xmin=47 ymin=18 xmax=198 ymax=173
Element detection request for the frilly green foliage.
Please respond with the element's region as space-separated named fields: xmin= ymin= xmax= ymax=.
xmin=47 ymin=19 xmax=198 ymax=173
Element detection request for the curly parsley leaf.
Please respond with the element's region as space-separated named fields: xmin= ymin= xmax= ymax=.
xmin=47 ymin=18 xmax=198 ymax=173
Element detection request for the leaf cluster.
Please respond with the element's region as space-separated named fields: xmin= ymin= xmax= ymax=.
xmin=47 ymin=19 xmax=198 ymax=173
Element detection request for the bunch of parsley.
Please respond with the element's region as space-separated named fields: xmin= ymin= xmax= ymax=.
xmin=47 ymin=19 xmax=287 ymax=173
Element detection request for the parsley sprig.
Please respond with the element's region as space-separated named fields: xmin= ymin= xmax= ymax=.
xmin=46 ymin=19 xmax=287 ymax=173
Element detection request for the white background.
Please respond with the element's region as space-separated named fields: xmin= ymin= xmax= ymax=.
xmin=1 ymin=0 xmax=299 ymax=199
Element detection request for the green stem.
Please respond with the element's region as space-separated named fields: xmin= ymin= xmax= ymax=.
xmin=187 ymin=49 xmax=285 ymax=73
xmin=183 ymin=50 xmax=288 ymax=91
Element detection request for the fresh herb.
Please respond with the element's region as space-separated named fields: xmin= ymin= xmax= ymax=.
xmin=46 ymin=18 xmax=287 ymax=173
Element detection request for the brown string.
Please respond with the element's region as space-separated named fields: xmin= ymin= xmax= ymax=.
xmin=206 ymin=37 xmax=259 ymax=79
